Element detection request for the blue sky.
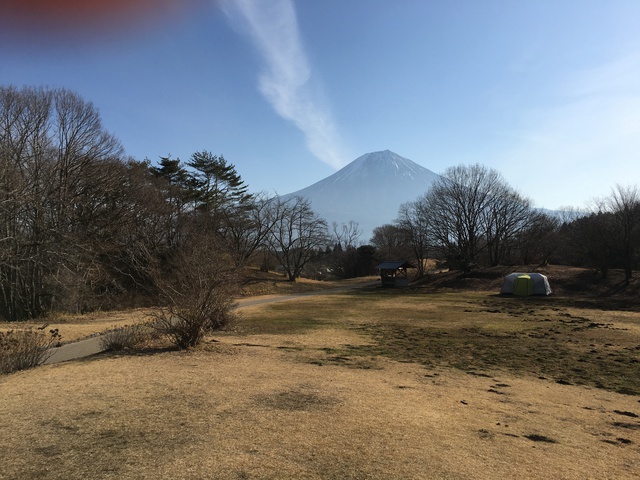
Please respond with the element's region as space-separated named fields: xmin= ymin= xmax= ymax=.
xmin=2 ymin=0 xmax=639 ymax=210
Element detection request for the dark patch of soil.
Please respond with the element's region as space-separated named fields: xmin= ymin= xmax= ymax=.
xmin=254 ymin=388 xmax=340 ymax=412
xmin=612 ymin=422 xmax=640 ymax=430
xmin=614 ymin=410 xmax=639 ymax=418
xmin=524 ymin=434 xmax=557 ymax=443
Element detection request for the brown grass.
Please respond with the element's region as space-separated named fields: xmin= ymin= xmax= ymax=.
xmin=0 ymin=328 xmax=61 ymax=374
xmin=239 ymin=268 xmax=378 ymax=297
xmin=0 ymin=308 xmax=153 ymax=344
xmin=1 ymin=329 xmax=638 ymax=479
xmin=1 ymin=268 xmax=639 ymax=479
xmin=0 ymin=271 xmax=376 ymax=343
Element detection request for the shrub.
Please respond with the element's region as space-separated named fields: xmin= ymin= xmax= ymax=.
xmin=0 ymin=328 xmax=61 ymax=374
xmin=151 ymin=237 xmax=239 ymax=349
xmin=99 ymin=323 xmax=153 ymax=352
xmin=152 ymin=305 xmax=236 ymax=349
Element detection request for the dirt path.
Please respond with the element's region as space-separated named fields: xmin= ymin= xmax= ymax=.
xmin=235 ymin=280 xmax=377 ymax=307
xmin=44 ymin=281 xmax=378 ymax=365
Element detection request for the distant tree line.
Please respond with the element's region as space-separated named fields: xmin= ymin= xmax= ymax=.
xmin=1 ymin=85 xmax=128 ymax=321
xmin=371 ymin=164 xmax=558 ymax=274
xmin=2 ymin=86 xmax=639 ymax=321
xmin=558 ymin=185 xmax=640 ymax=283
xmin=371 ymin=164 xmax=640 ymax=282
xmin=0 ymin=86 xmax=337 ymax=321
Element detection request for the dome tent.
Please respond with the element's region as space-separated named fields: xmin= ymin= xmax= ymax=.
xmin=500 ymin=273 xmax=552 ymax=296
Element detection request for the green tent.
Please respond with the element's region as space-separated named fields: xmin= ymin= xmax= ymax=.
xmin=500 ymin=272 xmax=552 ymax=296
xmin=513 ymin=274 xmax=534 ymax=296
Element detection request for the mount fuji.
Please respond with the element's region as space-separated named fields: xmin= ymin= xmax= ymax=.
xmin=284 ymin=150 xmax=440 ymax=242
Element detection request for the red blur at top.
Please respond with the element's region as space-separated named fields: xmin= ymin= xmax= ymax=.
xmin=0 ymin=0 xmax=204 ymax=39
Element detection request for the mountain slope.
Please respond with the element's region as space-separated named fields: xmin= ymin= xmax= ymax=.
xmin=284 ymin=150 xmax=440 ymax=242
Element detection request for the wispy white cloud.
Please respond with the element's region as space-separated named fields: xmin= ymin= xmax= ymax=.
xmin=498 ymin=54 xmax=640 ymax=209
xmin=220 ymin=0 xmax=347 ymax=169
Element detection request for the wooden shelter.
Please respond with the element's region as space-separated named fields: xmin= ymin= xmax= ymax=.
xmin=375 ymin=261 xmax=416 ymax=288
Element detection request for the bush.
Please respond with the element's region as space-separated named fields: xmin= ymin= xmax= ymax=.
xmin=151 ymin=238 xmax=239 ymax=349
xmin=99 ymin=323 xmax=153 ymax=351
xmin=152 ymin=304 xmax=237 ymax=349
xmin=0 ymin=328 xmax=61 ymax=374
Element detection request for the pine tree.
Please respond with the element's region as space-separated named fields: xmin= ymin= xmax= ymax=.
xmin=186 ymin=150 xmax=252 ymax=234
xmin=149 ymin=156 xmax=190 ymax=248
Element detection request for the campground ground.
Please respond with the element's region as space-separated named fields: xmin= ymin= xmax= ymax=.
xmin=1 ymin=266 xmax=639 ymax=479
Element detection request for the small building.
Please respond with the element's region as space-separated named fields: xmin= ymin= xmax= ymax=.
xmin=375 ymin=261 xmax=416 ymax=288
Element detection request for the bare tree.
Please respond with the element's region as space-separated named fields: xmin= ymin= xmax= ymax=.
xmin=151 ymin=236 xmax=238 ymax=348
xmin=0 ymin=86 xmax=54 ymax=320
xmin=426 ymin=164 xmax=511 ymax=271
xmin=595 ymin=184 xmax=640 ymax=283
xmin=0 ymin=86 xmax=123 ymax=320
xmin=560 ymin=187 xmax=640 ymax=281
xmin=328 ymin=221 xmax=364 ymax=279
xmin=52 ymin=89 xmax=123 ymax=225
xmin=266 ymin=196 xmax=329 ymax=282
xmin=47 ymin=90 xmax=123 ymax=313
xmin=517 ymin=211 xmax=559 ymax=266
xmin=370 ymin=224 xmax=411 ymax=261
xmin=560 ymin=211 xmax=616 ymax=278
xmin=331 ymin=220 xmax=362 ymax=249
xmin=482 ymin=184 xmax=534 ymax=266
xmin=224 ymin=192 xmax=277 ymax=267
xmin=395 ymin=198 xmax=431 ymax=276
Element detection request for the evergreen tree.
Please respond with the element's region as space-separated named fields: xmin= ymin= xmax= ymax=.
xmin=149 ymin=156 xmax=190 ymax=249
xmin=150 ymin=156 xmax=188 ymax=187
xmin=186 ymin=150 xmax=252 ymax=234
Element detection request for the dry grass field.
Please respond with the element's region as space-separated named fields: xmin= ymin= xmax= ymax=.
xmin=0 ymin=275 xmax=374 ymax=344
xmin=1 ymin=268 xmax=639 ymax=479
xmin=0 ymin=309 xmax=153 ymax=344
